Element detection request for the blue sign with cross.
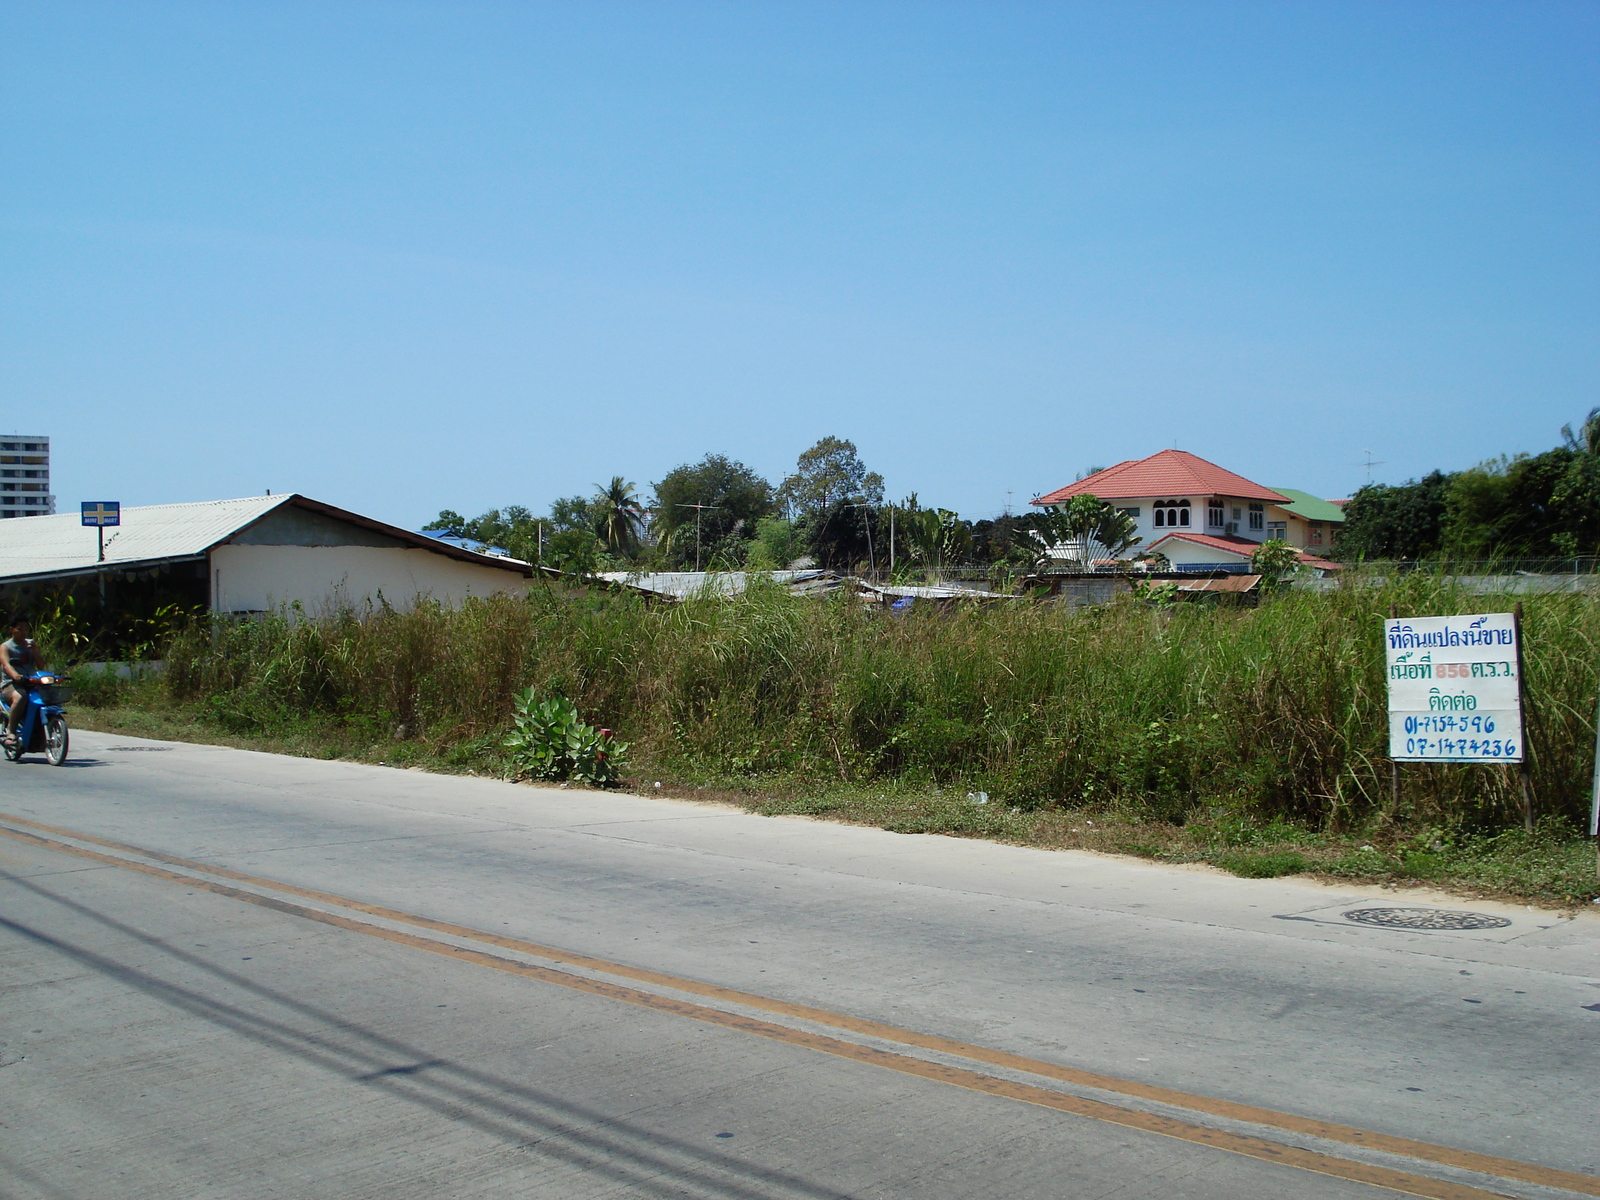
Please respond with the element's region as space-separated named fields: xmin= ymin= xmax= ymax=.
xmin=81 ymin=501 xmax=121 ymax=528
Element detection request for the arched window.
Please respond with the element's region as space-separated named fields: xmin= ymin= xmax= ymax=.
xmin=1153 ymin=499 xmax=1191 ymax=528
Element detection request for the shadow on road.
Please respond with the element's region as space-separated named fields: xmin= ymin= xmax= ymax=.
xmin=1 ymin=758 xmax=106 ymax=768
xmin=1 ymin=872 xmax=856 ymax=1200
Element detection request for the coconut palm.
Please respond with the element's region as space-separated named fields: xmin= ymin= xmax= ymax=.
xmin=591 ymin=476 xmax=645 ymax=557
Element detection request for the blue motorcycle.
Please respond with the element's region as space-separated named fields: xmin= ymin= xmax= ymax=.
xmin=3 ymin=672 xmax=70 ymax=766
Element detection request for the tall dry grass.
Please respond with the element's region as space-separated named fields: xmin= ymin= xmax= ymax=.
xmin=159 ymin=574 xmax=1600 ymax=832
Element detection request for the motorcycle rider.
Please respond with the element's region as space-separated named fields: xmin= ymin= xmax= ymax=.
xmin=1 ymin=613 xmax=47 ymax=747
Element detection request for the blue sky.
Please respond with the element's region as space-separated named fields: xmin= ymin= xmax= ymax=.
xmin=3 ymin=1 xmax=1595 ymax=527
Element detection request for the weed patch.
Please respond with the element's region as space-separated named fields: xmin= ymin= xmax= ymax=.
xmin=1213 ymin=850 xmax=1309 ymax=878
xmin=63 ymin=575 xmax=1600 ymax=906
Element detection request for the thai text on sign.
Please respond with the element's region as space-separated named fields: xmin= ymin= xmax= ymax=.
xmin=1385 ymin=614 xmax=1522 ymax=763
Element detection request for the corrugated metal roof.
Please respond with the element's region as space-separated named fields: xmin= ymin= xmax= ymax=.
xmin=1174 ymin=574 xmax=1262 ymax=593
xmin=0 ymin=495 xmax=289 ymax=581
xmin=594 ymin=571 xmax=1017 ymax=604
xmin=0 ymin=494 xmax=532 ymax=583
xmin=857 ymin=582 xmax=1015 ymax=601
xmin=596 ymin=570 xmax=837 ymax=601
xmin=1034 ymin=450 xmax=1289 ymax=506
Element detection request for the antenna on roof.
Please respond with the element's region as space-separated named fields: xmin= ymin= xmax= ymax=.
xmin=1357 ymin=451 xmax=1384 ymax=484
xmin=675 ymin=502 xmax=721 ymax=571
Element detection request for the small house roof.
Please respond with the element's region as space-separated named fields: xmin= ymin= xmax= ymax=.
xmin=1147 ymin=531 xmax=1342 ymax=571
xmin=1267 ymin=488 xmax=1347 ymax=523
xmin=1033 ymin=450 xmax=1289 ymax=506
xmin=1146 ymin=531 xmax=1260 ymax=560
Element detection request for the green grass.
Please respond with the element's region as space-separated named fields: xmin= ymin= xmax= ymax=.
xmin=1211 ymin=850 xmax=1310 ymax=878
xmin=68 ymin=571 xmax=1600 ymax=906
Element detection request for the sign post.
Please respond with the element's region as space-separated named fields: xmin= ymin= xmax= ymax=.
xmin=1589 ymin=681 xmax=1600 ymax=839
xmin=81 ymin=501 xmax=120 ymax=564
xmin=1384 ymin=612 xmax=1524 ymax=821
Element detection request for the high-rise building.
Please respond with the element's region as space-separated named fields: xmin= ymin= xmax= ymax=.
xmin=0 ymin=436 xmax=54 ymax=519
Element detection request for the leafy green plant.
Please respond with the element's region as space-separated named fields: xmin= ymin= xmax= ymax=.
xmin=1130 ymin=578 xmax=1180 ymax=607
xmin=503 ymin=689 xmax=629 ymax=786
xmin=1250 ymin=538 xmax=1301 ymax=590
xmin=1212 ymin=850 xmax=1308 ymax=878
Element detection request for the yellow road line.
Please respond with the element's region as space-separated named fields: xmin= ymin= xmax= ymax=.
xmin=0 ymin=812 xmax=1587 ymax=1200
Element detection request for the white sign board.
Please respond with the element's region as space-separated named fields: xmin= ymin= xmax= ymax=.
xmin=1385 ymin=614 xmax=1522 ymax=763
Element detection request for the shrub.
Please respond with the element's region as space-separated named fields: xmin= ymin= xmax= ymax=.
xmin=503 ymin=689 xmax=629 ymax=786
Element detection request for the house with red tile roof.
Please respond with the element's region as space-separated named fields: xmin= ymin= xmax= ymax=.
xmin=1031 ymin=450 xmax=1343 ymax=572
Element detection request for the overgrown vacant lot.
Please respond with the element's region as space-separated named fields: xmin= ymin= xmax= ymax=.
xmin=75 ymin=572 xmax=1600 ymax=905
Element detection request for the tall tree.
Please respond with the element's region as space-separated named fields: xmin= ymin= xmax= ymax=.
xmin=806 ymin=499 xmax=880 ymax=570
xmin=1443 ymin=449 xmax=1600 ymax=559
xmin=781 ymin=436 xmax=884 ymax=521
xmin=423 ymin=506 xmax=543 ymax=562
xmin=1335 ymin=472 xmax=1455 ymax=561
xmin=968 ymin=514 xmax=1029 ymax=564
xmin=591 ymin=476 xmax=644 ymax=557
xmin=651 ymin=455 xmax=776 ymax=567
xmin=422 ymin=510 xmax=469 ymax=537
xmin=1562 ymin=407 xmax=1600 ymax=457
xmin=547 ymin=495 xmax=596 ymax=535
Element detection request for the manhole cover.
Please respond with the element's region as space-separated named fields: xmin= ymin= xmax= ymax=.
xmin=1342 ymin=907 xmax=1511 ymax=931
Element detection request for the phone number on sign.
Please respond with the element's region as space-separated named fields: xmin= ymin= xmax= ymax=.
xmin=1402 ymin=714 xmax=1498 ymax=734
xmin=1403 ymin=737 xmax=1518 ymax=758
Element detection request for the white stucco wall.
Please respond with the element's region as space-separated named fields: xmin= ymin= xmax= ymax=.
xmin=1051 ymin=494 xmax=1209 ymax=559
xmin=209 ymin=544 xmax=528 ymax=613
xmin=1045 ymin=491 xmax=1292 ymax=557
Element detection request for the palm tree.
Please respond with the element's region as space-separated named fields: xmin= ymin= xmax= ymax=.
xmin=592 ymin=477 xmax=644 ymax=557
xmin=1562 ymin=407 xmax=1600 ymax=456
xmin=1020 ymin=495 xmax=1140 ymax=569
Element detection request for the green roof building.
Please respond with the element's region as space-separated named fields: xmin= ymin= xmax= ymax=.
xmin=1267 ymin=488 xmax=1347 ymax=524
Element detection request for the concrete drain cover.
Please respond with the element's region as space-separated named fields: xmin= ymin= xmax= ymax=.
xmin=1342 ymin=907 xmax=1511 ymax=931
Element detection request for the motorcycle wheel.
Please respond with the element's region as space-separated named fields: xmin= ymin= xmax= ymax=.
xmin=45 ymin=714 xmax=68 ymax=766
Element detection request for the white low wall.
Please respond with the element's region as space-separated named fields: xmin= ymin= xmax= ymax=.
xmin=209 ymin=544 xmax=527 ymax=614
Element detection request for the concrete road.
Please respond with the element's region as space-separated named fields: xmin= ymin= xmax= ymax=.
xmin=1 ymin=730 xmax=1596 ymax=1199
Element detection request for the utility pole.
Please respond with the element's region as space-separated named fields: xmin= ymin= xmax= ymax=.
xmin=889 ymin=507 xmax=895 ymax=575
xmin=844 ymin=503 xmax=875 ymax=577
xmin=676 ymin=503 xmax=721 ymax=571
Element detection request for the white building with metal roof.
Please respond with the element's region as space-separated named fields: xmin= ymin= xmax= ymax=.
xmin=0 ymin=494 xmax=533 ymax=615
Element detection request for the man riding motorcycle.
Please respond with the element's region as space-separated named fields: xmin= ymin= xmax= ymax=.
xmin=0 ymin=613 xmax=49 ymax=748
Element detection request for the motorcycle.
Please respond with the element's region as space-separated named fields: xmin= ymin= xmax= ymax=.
xmin=3 ymin=671 xmax=70 ymax=766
